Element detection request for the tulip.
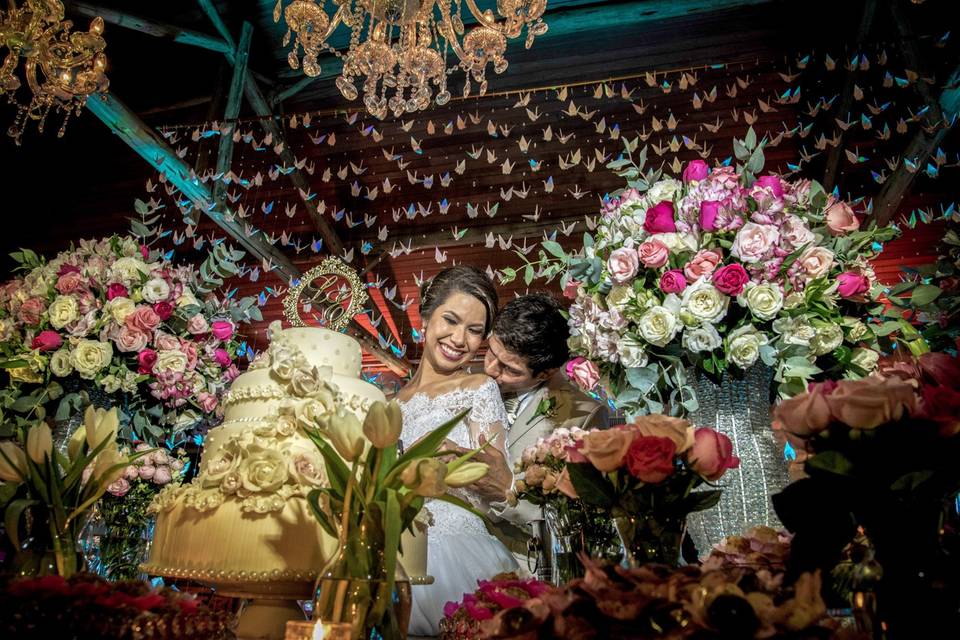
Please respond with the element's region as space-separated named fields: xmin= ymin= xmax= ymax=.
xmin=0 ymin=441 xmax=27 ymax=483
xmin=93 ymin=445 xmax=126 ymax=486
xmin=26 ymin=424 xmax=53 ymax=465
xmin=362 ymin=401 xmax=403 ymax=449
xmin=84 ymin=406 xmax=119 ymax=451
xmin=444 ymin=462 xmax=489 ymax=488
xmin=321 ymin=411 xmax=365 ymax=462
xmin=67 ymin=426 xmax=87 ymax=461
xmin=401 ymin=459 xmax=448 ymax=497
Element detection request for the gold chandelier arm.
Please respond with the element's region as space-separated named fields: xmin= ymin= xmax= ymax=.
xmin=461 ymin=0 xmax=509 ymax=35
xmin=322 ymin=3 xmax=349 ymax=42
xmin=435 ymin=0 xmax=470 ymax=63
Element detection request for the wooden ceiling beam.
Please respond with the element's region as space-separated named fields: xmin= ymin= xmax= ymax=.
xmin=213 ymin=21 xmax=253 ymax=205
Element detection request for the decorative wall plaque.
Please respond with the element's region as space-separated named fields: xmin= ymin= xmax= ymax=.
xmin=282 ymin=258 xmax=367 ymax=330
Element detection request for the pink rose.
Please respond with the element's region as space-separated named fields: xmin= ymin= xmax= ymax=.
xmin=197 ymin=391 xmax=218 ymax=413
xmin=55 ymin=272 xmax=87 ymax=295
xmin=123 ymin=465 xmax=139 ymax=480
xmin=753 ymin=174 xmax=785 ymax=199
xmin=140 ymin=244 xmax=149 ymax=259
xmin=606 ymin=247 xmax=640 ymax=284
xmin=31 ymin=330 xmax=62 ymax=352
xmin=699 ymin=200 xmax=721 ymax=232
xmin=624 ymin=436 xmax=676 ymax=483
xmin=138 ymin=349 xmax=158 ymax=374
xmin=211 ymin=320 xmax=234 ymax=341
xmin=152 ymin=466 xmax=173 ymax=485
xmin=644 ymin=201 xmax=678 ymax=234
xmin=154 ymin=332 xmax=180 ymax=351
xmin=774 ymin=381 xmax=837 ymax=437
xmin=565 ymin=357 xmax=600 ymax=391
xmin=18 ymin=298 xmax=45 ymax=325
xmin=659 ymin=269 xmax=688 ymax=294
xmin=825 ymin=201 xmax=860 ymax=236
xmin=555 ymin=467 xmax=579 ymax=499
xmin=563 ymin=279 xmax=581 ymax=300
xmin=836 ymin=272 xmax=870 ymax=298
xmin=731 ymin=222 xmax=780 ymax=263
xmin=126 ymin=306 xmax=161 ymax=333
xmin=712 ymin=263 xmax=750 ymax=295
xmin=564 ymin=444 xmax=589 ymax=464
xmin=213 ymin=348 xmax=232 ymax=367
xmin=581 ymin=428 xmax=635 ymax=472
xmin=186 ymin=313 xmax=209 ymax=335
xmin=153 ymin=301 xmax=173 ymax=321
xmin=106 ymin=477 xmax=131 ymax=497
xmin=115 ymin=325 xmax=150 ymax=353
xmin=684 ymin=249 xmax=722 ymax=281
xmin=825 ymin=377 xmax=918 ymax=429
xmin=180 ymin=339 xmax=198 ymax=369
xmin=779 ymin=215 xmax=815 ymax=250
xmin=224 ymin=364 xmax=241 ymax=381
xmin=106 ymin=283 xmax=128 ymax=301
xmin=687 ymin=428 xmax=740 ymax=481
xmin=637 ymin=239 xmax=670 ymax=268
xmin=682 ymin=159 xmax=710 ymax=182
xmin=797 ymin=247 xmax=835 ymax=280
xmin=138 ymin=465 xmax=157 ymax=480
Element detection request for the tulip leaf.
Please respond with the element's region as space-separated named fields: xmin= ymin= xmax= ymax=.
xmin=4 ymin=498 xmax=39 ymax=551
xmin=305 ymin=430 xmax=349 ymax=495
xmin=434 ymin=492 xmax=489 ymax=521
xmin=306 ymin=489 xmax=339 ymax=539
xmin=805 ymin=451 xmax=855 ymax=477
xmin=382 ymin=489 xmax=401 ymax=602
xmin=567 ymin=463 xmax=615 ymax=509
xmin=390 ymin=409 xmax=469 ymax=475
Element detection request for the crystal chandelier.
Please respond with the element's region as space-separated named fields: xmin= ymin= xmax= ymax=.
xmin=0 ymin=1 xmax=109 ymax=144
xmin=275 ymin=0 xmax=548 ymax=119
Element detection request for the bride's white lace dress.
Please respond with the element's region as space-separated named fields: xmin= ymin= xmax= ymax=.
xmin=398 ymin=377 xmax=520 ymax=636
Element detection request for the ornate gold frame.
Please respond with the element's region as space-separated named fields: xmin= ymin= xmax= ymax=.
xmin=282 ymin=258 xmax=368 ymax=330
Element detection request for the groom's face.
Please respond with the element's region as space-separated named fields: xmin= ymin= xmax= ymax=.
xmin=484 ymin=335 xmax=545 ymax=394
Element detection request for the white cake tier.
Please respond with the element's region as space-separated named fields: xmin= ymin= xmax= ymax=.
xmin=268 ymin=327 xmax=363 ymax=378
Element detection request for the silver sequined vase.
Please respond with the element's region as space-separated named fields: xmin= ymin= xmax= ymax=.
xmin=685 ymin=365 xmax=790 ymax=557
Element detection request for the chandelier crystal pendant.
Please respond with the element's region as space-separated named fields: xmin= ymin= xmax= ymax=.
xmin=275 ymin=0 xmax=548 ymax=119
xmin=0 ymin=1 xmax=109 ymax=144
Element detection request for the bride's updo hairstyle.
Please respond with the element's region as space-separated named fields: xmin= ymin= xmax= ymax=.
xmin=420 ymin=266 xmax=499 ymax=336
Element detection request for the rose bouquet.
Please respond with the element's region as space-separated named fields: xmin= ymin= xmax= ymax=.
xmin=0 ymin=235 xmax=261 ymax=445
xmin=508 ymin=129 xmax=898 ymax=416
xmin=440 ymin=573 xmax=551 ymax=640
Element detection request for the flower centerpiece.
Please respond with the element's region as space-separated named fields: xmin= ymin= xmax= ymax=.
xmin=772 ymin=355 xmax=960 ymax=638
xmin=439 ymin=573 xmax=551 ymax=640
xmin=300 ymin=400 xmax=492 ymax=639
xmin=0 ymin=406 xmax=150 ymax=576
xmin=536 ymin=414 xmax=739 ymax=567
xmin=0 ymin=233 xmax=260 ymax=446
xmin=505 ymin=128 xmax=898 ymax=416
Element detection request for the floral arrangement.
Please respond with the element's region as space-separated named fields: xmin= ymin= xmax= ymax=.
xmin=701 ymin=525 xmax=792 ymax=573
xmin=0 ymin=234 xmax=261 ymax=444
xmin=508 ymin=129 xmax=898 ymax=416
xmin=478 ymin=557 xmax=832 ymax=640
xmin=0 ymin=573 xmax=235 ymax=639
xmin=440 ymin=573 xmax=552 ymax=640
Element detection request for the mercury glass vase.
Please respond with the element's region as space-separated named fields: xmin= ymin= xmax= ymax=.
xmin=685 ymin=365 xmax=790 ymax=557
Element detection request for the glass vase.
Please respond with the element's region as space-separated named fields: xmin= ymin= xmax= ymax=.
xmin=13 ymin=504 xmax=86 ymax=578
xmin=685 ymin=365 xmax=790 ymax=557
xmin=80 ymin=504 xmax=156 ymax=581
xmin=613 ymin=514 xmax=685 ymax=568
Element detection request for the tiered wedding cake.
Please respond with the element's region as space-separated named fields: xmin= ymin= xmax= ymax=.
xmin=145 ymin=322 xmax=427 ymax=594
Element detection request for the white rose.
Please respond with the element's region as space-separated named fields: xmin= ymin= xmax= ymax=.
xmin=731 ymin=222 xmax=780 ymax=263
xmin=810 ymin=324 xmax=844 ymax=356
xmin=739 ymin=283 xmax=784 ymax=321
xmin=682 ymin=324 xmax=722 ymax=353
xmin=109 ymin=257 xmax=149 ymax=286
xmin=106 ymin=296 xmax=136 ymax=324
xmin=783 ymin=292 xmax=805 ymax=310
xmin=727 ymin=324 xmax=767 ymax=368
xmin=616 ymin=335 xmax=649 ymax=368
xmin=844 ymin=318 xmax=869 ymax=342
xmin=154 ymin=349 xmax=188 ymax=375
xmin=0 ymin=318 xmax=13 ymax=341
xmin=100 ymin=375 xmax=122 ymax=394
xmin=48 ymin=295 xmax=79 ymax=329
xmin=779 ymin=215 xmax=815 ymax=250
xmin=649 ymin=232 xmax=698 ymax=254
xmin=50 ymin=348 xmax=73 ymax=377
xmin=239 ymin=445 xmax=289 ymax=493
xmin=681 ymin=279 xmax=729 ymax=325
xmin=142 ymin=278 xmax=171 ymax=303
xmin=606 ymin=285 xmax=635 ymax=311
xmin=638 ymin=305 xmax=680 ymax=347
xmin=645 ymin=178 xmax=682 ymax=204
xmin=201 ymin=443 xmax=241 ymax=487
xmin=177 ymin=289 xmax=200 ymax=308
xmin=71 ymin=339 xmax=113 ymax=379
xmin=26 ymin=270 xmax=53 ymax=297
xmin=850 ymin=347 xmax=880 ymax=373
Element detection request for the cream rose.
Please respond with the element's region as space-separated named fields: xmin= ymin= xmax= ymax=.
xmin=70 ymin=339 xmax=113 ymax=379
xmin=809 ymin=324 xmax=844 ymax=356
xmin=797 ymin=246 xmax=835 ymax=280
xmin=142 ymin=278 xmax=171 ymax=303
xmin=649 ymin=232 xmax=698 ymax=254
xmin=154 ymin=349 xmax=188 ymax=375
xmin=637 ymin=305 xmax=680 ymax=347
xmin=286 ymin=446 xmax=326 ymax=488
xmin=682 ymin=324 xmax=722 ymax=353
xmin=109 ymin=257 xmax=149 ymax=286
xmin=177 ymin=289 xmax=200 ymax=308
xmin=727 ymin=324 xmax=767 ymax=368
xmin=106 ymin=296 xmax=136 ymax=324
xmin=290 ymin=366 xmax=322 ymax=396
xmin=606 ymin=285 xmax=635 ymax=311
xmin=50 ymin=348 xmax=73 ymax=377
xmin=739 ymin=283 xmax=784 ymax=321
xmin=850 ymin=347 xmax=880 ymax=373
xmin=731 ymin=222 xmax=780 ymax=263
xmin=48 ymin=295 xmax=79 ymax=329
xmin=645 ymin=178 xmax=682 ymax=204
xmin=616 ymin=336 xmax=649 ymax=368
xmin=773 ymin=316 xmax=817 ymax=347
xmin=780 ymin=215 xmax=815 ymax=250
xmin=239 ymin=445 xmax=289 ymax=493
xmin=681 ymin=279 xmax=729 ymax=325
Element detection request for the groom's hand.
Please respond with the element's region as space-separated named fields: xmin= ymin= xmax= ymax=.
xmin=469 ymin=436 xmax=513 ymax=503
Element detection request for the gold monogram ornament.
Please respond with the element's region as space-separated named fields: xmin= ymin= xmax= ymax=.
xmin=283 ymin=258 xmax=368 ymax=330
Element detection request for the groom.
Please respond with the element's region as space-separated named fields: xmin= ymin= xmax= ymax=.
xmin=472 ymin=294 xmax=608 ymax=551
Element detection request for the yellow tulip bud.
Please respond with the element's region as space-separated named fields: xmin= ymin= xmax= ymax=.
xmin=67 ymin=426 xmax=86 ymax=461
xmin=444 ymin=462 xmax=489 ymax=488
xmin=26 ymin=424 xmax=53 ymax=465
xmin=0 ymin=441 xmax=27 ymax=483
xmin=362 ymin=401 xmax=403 ymax=449
xmin=323 ymin=411 xmax=365 ymax=462
xmin=84 ymin=406 xmax=118 ymax=451
xmin=401 ymin=459 xmax=448 ymax=497
xmin=93 ymin=445 xmax=126 ymax=486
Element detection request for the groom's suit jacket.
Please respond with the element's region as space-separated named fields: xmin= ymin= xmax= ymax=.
xmin=488 ymin=372 xmax=608 ymax=555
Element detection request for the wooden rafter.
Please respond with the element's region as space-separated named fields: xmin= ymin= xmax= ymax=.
xmin=213 ymin=21 xmax=253 ymax=205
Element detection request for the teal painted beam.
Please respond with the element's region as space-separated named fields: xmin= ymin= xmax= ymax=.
xmin=197 ymin=0 xmax=238 ymax=51
xmin=85 ymin=92 xmax=299 ymax=279
xmin=214 ymin=21 xmax=253 ymax=204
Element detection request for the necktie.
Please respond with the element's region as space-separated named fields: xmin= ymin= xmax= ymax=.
xmin=503 ymin=394 xmax=521 ymax=424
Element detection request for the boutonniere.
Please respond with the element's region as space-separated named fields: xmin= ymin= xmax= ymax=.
xmin=531 ymin=395 xmax=558 ymax=423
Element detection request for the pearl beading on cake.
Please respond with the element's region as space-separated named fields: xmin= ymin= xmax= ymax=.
xmin=140 ymin=563 xmax=318 ymax=583
xmin=223 ymin=385 xmax=375 ymax=414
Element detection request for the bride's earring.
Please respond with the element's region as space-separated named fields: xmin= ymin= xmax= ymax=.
xmin=414 ymin=322 xmax=426 ymax=344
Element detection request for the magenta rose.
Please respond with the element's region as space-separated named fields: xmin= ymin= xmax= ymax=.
xmin=126 ymin=306 xmax=161 ymax=333
xmin=754 ymin=174 xmax=785 ymax=199
xmin=31 ymin=330 xmax=63 ymax=352
xmin=115 ymin=325 xmax=150 ymax=353
xmin=140 ymin=244 xmax=149 ymax=259
xmin=659 ymin=269 xmax=688 ymax=294
xmin=565 ymin=357 xmax=600 ymax=391
xmin=55 ymin=272 xmax=87 ymax=295
xmin=637 ymin=239 xmax=670 ymax=268
xmin=624 ymin=435 xmax=676 ymax=483
xmin=699 ymin=200 xmax=721 ymax=232
xmin=57 ymin=264 xmax=81 ymax=277
xmin=684 ymin=249 xmax=722 ymax=281
xmin=606 ymin=247 xmax=640 ymax=284
xmin=106 ymin=283 xmax=128 ymax=301
xmin=687 ymin=428 xmax=740 ymax=481
xmin=153 ymin=301 xmax=173 ymax=321
xmin=213 ymin=348 xmax=232 ymax=367
xmin=186 ymin=313 xmax=209 ymax=335
xmin=682 ymin=159 xmax=710 ymax=183
xmin=643 ymin=201 xmax=677 ymax=234
xmin=837 ymin=272 xmax=870 ymax=298
xmin=18 ymin=298 xmax=45 ymax=326
xmin=138 ymin=349 xmax=158 ymax=374
xmin=211 ymin=320 xmax=234 ymax=341
xmin=712 ymin=263 xmax=750 ymax=295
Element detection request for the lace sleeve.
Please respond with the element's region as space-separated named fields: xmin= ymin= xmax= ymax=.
xmin=466 ymin=378 xmax=509 ymax=455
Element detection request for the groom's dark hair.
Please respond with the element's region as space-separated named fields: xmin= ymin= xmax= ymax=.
xmin=492 ymin=293 xmax=570 ymax=374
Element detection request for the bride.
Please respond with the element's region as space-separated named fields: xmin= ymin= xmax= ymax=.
xmin=395 ymin=266 xmax=519 ymax=636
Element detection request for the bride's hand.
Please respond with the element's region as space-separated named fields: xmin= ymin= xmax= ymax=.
xmin=468 ymin=436 xmax=513 ymax=503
